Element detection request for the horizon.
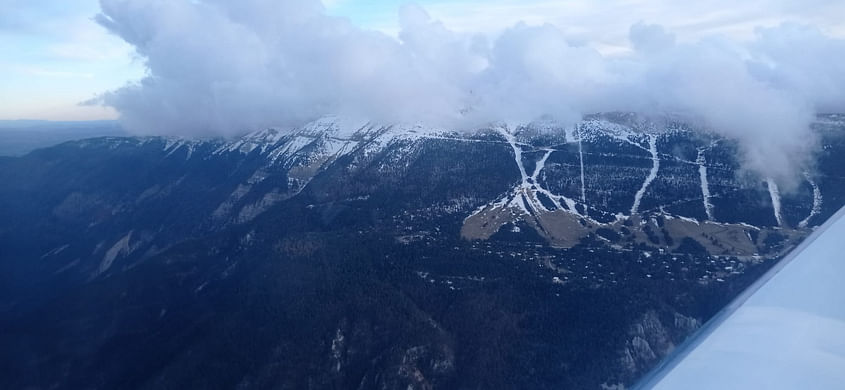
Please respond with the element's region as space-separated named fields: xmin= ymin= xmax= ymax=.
xmin=2 ymin=0 xmax=844 ymax=122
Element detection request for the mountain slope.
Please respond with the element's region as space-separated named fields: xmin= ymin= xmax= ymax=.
xmin=1 ymin=114 xmax=843 ymax=389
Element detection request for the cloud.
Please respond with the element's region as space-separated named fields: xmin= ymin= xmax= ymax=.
xmin=94 ymin=0 xmax=845 ymax=183
xmin=624 ymin=24 xmax=819 ymax=183
xmin=629 ymin=22 xmax=676 ymax=54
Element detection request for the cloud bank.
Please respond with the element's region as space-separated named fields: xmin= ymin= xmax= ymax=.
xmin=94 ymin=0 xmax=845 ymax=182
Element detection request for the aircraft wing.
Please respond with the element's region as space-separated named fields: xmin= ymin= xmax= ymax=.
xmin=636 ymin=206 xmax=845 ymax=389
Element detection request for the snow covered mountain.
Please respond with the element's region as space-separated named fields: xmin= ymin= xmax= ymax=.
xmin=1 ymin=113 xmax=843 ymax=389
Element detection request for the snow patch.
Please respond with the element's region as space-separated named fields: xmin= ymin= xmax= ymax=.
xmin=677 ymin=216 xmax=701 ymax=225
xmin=40 ymin=244 xmax=70 ymax=259
xmin=99 ymin=231 xmax=133 ymax=274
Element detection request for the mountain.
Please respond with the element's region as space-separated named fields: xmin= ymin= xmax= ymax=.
xmin=1 ymin=113 xmax=844 ymax=389
xmin=0 ymin=120 xmax=125 ymax=156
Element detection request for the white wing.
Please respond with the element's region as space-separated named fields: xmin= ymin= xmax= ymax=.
xmin=637 ymin=206 xmax=845 ymax=389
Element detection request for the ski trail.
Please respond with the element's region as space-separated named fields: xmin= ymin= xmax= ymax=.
xmin=578 ymin=129 xmax=586 ymax=205
xmin=631 ymin=135 xmax=659 ymax=215
xmin=497 ymin=127 xmax=581 ymax=216
xmin=767 ymin=178 xmax=784 ymax=227
xmin=532 ymin=149 xmax=552 ymax=181
xmin=533 ymin=149 xmax=579 ymax=212
xmin=499 ymin=126 xmax=540 ymax=216
xmin=530 ymin=150 xmax=560 ymax=212
xmin=696 ymin=148 xmax=715 ymax=220
xmin=498 ymin=127 xmax=529 ymax=186
xmin=799 ymin=172 xmax=822 ymax=228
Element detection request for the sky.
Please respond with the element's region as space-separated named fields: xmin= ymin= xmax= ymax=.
xmin=0 ymin=0 xmax=141 ymax=120
xmin=1 ymin=0 xmax=843 ymax=122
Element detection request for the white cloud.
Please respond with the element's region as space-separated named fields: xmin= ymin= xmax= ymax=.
xmin=93 ymin=0 xmax=845 ymax=183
